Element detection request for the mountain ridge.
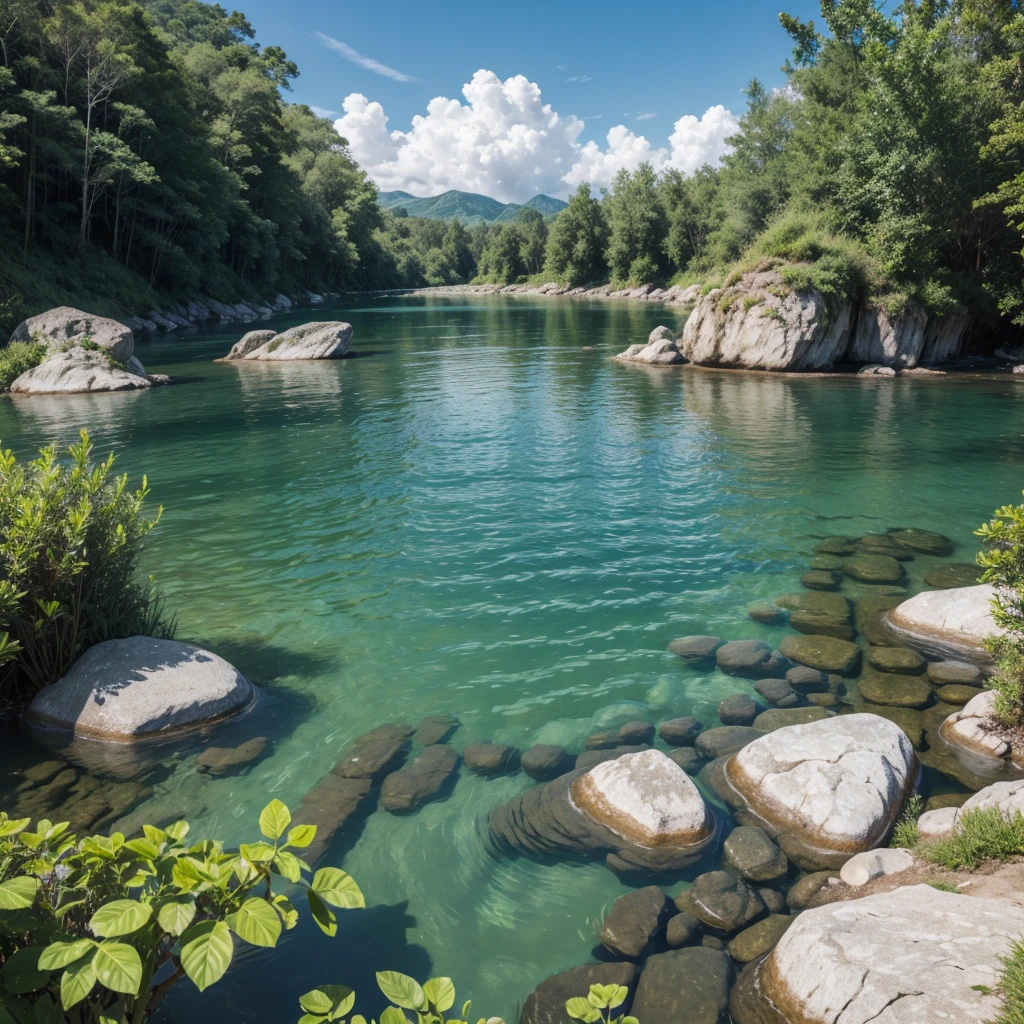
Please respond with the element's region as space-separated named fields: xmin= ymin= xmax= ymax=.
xmin=377 ymin=189 xmax=567 ymax=226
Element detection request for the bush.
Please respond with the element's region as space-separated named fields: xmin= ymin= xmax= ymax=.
xmin=0 ymin=342 xmax=46 ymax=392
xmin=925 ymin=808 xmax=1024 ymax=870
xmin=0 ymin=801 xmax=363 ymax=1023
xmin=0 ymin=431 xmax=171 ymax=708
xmin=890 ymin=793 xmax=923 ymax=849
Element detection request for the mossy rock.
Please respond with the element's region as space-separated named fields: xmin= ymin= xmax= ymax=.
xmin=727 ymin=915 xmax=793 ymax=963
xmin=857 ymin=670 xmax=933 ymax=708
xmin=865 ymin=646 xmax=926 ymax=675
xmin=752 ymin=706 xmax=832 ymax=731
xmin=801 ymin=570 xmax=841 ymax=592
xmin=936 ymin=684 xmax=983 ymax=705
xmin=887 ymin=527 xmax=954 ymax=556
xmin=854 ymin=595 xmax=903 ymax=646
xmin=856 ymin=534 xmax=915 ymax=561
xmin=924 ymin=563 xmax=983 ymax=588
xmin=843 ymin=553 xmax=904 ymax=584
xmin=813 ymin=537 xmax=858 ymax=556
xmin=806 ymin=692 xmax=841 ymax=709
xmin=748 ymin=603 xmax=784 ymax=625
xmin=789 ymin=610 xmax=854 ymax=641
xmin=778 ymin=634 xmax=861 ymax=676
xmin=858 ymin=705 xmax=925 ymax=749
xmin=808 ymin=554 xmax=844 ymax=571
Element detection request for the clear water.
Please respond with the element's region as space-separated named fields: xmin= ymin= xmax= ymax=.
xmin=1 ymin=295 xmax=1023 ymax=1022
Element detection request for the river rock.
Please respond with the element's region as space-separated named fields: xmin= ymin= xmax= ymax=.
xmin=26 ymin=637 xmax=255 ymax=741
xmin=800 ymin=570 xmax=840 ymax=591
xmin=843 ymin=552 xmax=904 ymax=584
xmin=585 ymin=730 xmax=622 ymax=751
xmin=334 ymin=723 xmax=414 ymax=780
xmin=786 ymin=870 xmax=839 ymax=911
xmin=848 ymin=301 xmax=927 ymax=368
xmin=521 ymin=744 xmax=573 ymax=780
xmin=926 ymin=563 xmax=983 ymax=588
xmin=806 ymin=692 xmax=840 ymax=708
xmin=223 ymin=329 xmax=277 ymax=360
xmin=808 ymin=554 xmax=844 ymax=571
xmin=489 ymin=749 xmax=718 ymax=875
xmin=936 ymin=683 xmax=982 ymax=705
xmin=519 ymin=962 xmax=639 ymax=1024
xmin=414 ymin=714 xmax=460 ymax=745
xmin=195 ymin=736 xmax=268 ymax=776
xmin=718 ymin=714 xmax=917 ymax=869
xmin=855 ymin=594 xmax=903 ymax=646
xmin=839 ymin=847 xmax=914 ymax=886
xmin=727 ymin=915 xmax=793 ymax=963
xmin=888 ymin=527 xmax=954 ymax=555
xmin=716 ymin=640 xmax=772 ymax=677
xmin=665 ymin=910 xmax=702 ymax=946
xmin=754 ymin=679 xmax=799 ymax=707
xmin=938 ymin=690 xmax=1010 ymax=759
xmin=463 ymin=742 xmax=519 ymax=776
xmin=11 ymin=306 xmax=134 ymax=362
xmin=866 ymin=646 xmax=925 ymax=674
xmin=723 ymin=826 xmax=789 ymax=882
xmin=668 ymin=635 xmax=724 ymax=663
xmin=676 ymin=870 xmax=766 ymax=932
xmin=378 ymin=744 xmax=459 ymax=813
xmin=858 ymin=670 xmax=933 ymax=708
xmin=680 ymin=270 xmax=854 ymax=371
xmin=618 ymin=721 xmax=655 ymax=744
xmin=718 ymin=694 xmax=763 ymax=726
xmin=785 ymin=666 xmax=833 ymax=693
xmin=575 ymin=745 xmax=647 ymax=772
xmin=928 ymin=660 xmax=983 ymax=686
xmin=696 ymin=726 xmax=764 ymax=759
xmin=667 ymin=747 xmax=706 ymax=774
xmin=752 ymin=707 xmax=832 ymax=731
xmin=235 ymin=321 xmax=352 ymax=360
xmin=630 ymin=947 xmax=732 ymax=1024
xmin=659 ymin=717 xmax=703 ymax=746
xmin=599 ymin=886 xmax=671 ymax=959
xmin=11 ymin=347 xmax=153 ymax=394
xmin=615 ymin=335 xmax=685 ymax=365
xmin=783 ymin=591 xmax=854 ymax=641
xmin=730 ymin=885 xmax=1024 ymax=1024
xmin=856 ymin=534 xmax=915 ymax=560
xmin=779 ymin=634 xmax=861 ymax=676
xmin=814 ymin=536 xmax=858 ymax=555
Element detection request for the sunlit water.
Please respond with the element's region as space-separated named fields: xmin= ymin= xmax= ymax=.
xmin=1 ymin=295 xmax=1024 ymax=1022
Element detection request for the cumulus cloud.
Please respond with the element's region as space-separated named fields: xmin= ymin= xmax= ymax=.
xmin=314 ymin=32 xmax=416 ymax=83
xmin=334 ymin=70 xmax=737 ymax=200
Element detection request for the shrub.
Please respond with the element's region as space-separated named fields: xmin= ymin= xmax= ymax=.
xmin=0 ymin=801 xmax=363 ymax=1023
xmin=626 ymin=256 xmax=659 ymax=288
xmin=0 ymin=342 xmax=46 ymax=392
xmin=992 ymin=940 xmax=1024 ymax=1024
xmin=0 ymin=431 xmax=171 ymax=708
xmin=925 ymin=807 xmax=1024 ymax=870
xmin=890 ymin=793 xmax=923 ymax=849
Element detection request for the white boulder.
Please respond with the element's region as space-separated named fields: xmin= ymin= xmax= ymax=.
xmin=917 ymin=806 xmax=960 ymax=838
xmin=753 ymin=885 xmax=1024 ymax=1024
xmin=235 ymin=322 xmax=352 ymax=361
xmin=10 ymin=306 xmax=134 ymax=363
xmin=887 ymin=585 xmax=1006 ymax=662
xmin=848 ymin=301 xmax=927 ymax=368
xmin=962 ymin=779 xmax=1024 ymax=818
xmin=10 ymin=348 xmax=152 ymax=394
xmin=940 ymin=690 xmax=1011 ymax=759
xmin=223 ymin=329 xmax=278 ymax=360
xmin=614 ymin=335 xmax=685 ymax=366
xmin=839 ymin=847 xmax=914 ymax=886
xmin=27 ymin=636 xmax=256 ymax=742
xmin=922 ymin=307 xmax=971 ymax=364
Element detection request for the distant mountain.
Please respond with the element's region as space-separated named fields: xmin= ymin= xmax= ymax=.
xmin=377 ymin=189 xmax=567 ymax=226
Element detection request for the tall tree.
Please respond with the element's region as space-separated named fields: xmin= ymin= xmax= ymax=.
xmin=543 ymin=182 xmax=608 ymax=285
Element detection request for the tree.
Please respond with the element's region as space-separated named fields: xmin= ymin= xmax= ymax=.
xmin=477 ymin=223 xmax=526 ymax=283
xmin=603 ymin=163 xmax=668 ymax=284
xmin=543 ymin=182 xmax=608 ymax=285
xmin=515 ymin=207 xmax=547 ymax=276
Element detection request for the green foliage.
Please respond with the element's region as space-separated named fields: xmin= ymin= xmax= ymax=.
xmin=475 ymin=224 xmax=527 ymax=285
xmin=890 ymin=793 xmax=923 ymax=849
xmin=604 ymin=164 xmax=668 ymax=285
xmin=0 ymin=800 xmax=363 ymax=1022
xmin=925 ymin=880 xmax=959 ymax=893
xmin=0 ymin=342 xmax=46 ymax=392
xmin=0 ymin=430 xmax=171 ymax=707
xmin=565 ymin=984 xmax=637 ymax=1024
xmin=543 ymin=183 xmax=608 ymax=286
xmin=991 ymin=939 xmax=1024 ymax=1024
xmin=925 ymin=808 xmax=1024 ymax=871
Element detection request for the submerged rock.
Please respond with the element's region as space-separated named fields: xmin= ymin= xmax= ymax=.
xmin=722 ymin=826 xmax=789 ymax=883
xmin=843 ymin=552 xmax=904 ymax=584
xmin=752 ymin=707 xmax=832 ymax=731
xmin=463 ymin=741 xmax=520 ymax=776
xmin=630 ymin=947 xmax=733 ymax=1024
xmin=727 ymin=915 xmax=793 ymax=963
xmin=857 ymin=670 xmax=933 ymax=708
xmin=659 ymin=717 xmax=703 ymax=746
xmin=676 ymin=870 xmax=767 ymax=932
xmin=27 ymin=636 xmax=255 ymax=741
xmin=887 ymin=527 xmax=954 ymax=555
xmin=11 ymin=347 xmax=153 ymax=394
xmin=778 ymin=634 xmax=861 ymax=676
xmin=413 ymin=714 xmax=460 ymax=745
xmin=599 ymin=886 xmax=671 ymax=959
xmin=865 ymin=645 xmax=925 ymax=674
xmin=887 ymin=585 xmax=1004 ymax=662
xmin=378 ymin=744 xmax=458 ymax=813
xmin=718 ymin=694 xmax=764 ymax=726
xmin=717 ymin=640 xmax=789 ymax=678
xmin=927 ymin=660 xmax=984 ymax=686
xmin=519 ymin=962 xmax=639 ymax=1024
xmin=695 ymin=727 xmax=764 ymax=759
xmin=11 ymin=306 xmax=134 ymax=362
xmin=925 ymin=563 xmax=983 ymax=588
xmin=668 ymin=635 xmax=724 ymax=663
xmin=521 ymin=744 xmax=573 ymax=780
xmin=196 ymin=736 xmax=268 ymax=776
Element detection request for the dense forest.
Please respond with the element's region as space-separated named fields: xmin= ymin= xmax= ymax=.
xmin=1 ymin=0 xmax=1023 ymax=337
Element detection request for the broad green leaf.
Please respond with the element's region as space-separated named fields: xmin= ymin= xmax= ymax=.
xmin=298 ymin=1016 xmax=324 ymax=1024
xmin=285 ymin=824 xmax=316 ymax=849
xmin=0 ymin=816 xmax=30 ymax=836
xmin=180 ymin=920 xmax=233 ymax=992
xmin=620 ymin=1017 xmax=640 ymax=1024
xmin=318 ymin=985 xmax=355 ymax=1018
xmin=376 ymin=972 xmax=426 ymax=1012
xmin=311 ymin=867 xmax=365 ymax=909
xmin=225 ymin=897 xmax=281 ymax=947
xmin=351 ymin=1017 xmax=368 ymax=1024
xmin=239 ymin=841 xmax=276 ymax=864
xmin=565 ymin=998 xmax=601 ymax=1023
xmin=423 ymin=978 xmax=456 ymax=1013
xmin=60 ymin=953 xmax=97 ymax=1009
xmin=273 ymin=850 xmax=302 ymax=883
xmin=258 ymin=799 xmax=291 ymax=840
xmin=0 ymin=876 xmax=39 ymax=910
xmin=306 ymin=889 xmax=337 ymax=937
xmin=2 ymin=947 xmax=49 ymax=993
xmin=164 ymin=820 xmax=190 ymax=841
xmin=124 ymin=838 xmax=160 ymax=860
xmin=38 ymin=939 xmax=96 ymax=971
xmin=156 ymin=898 xmax=196 ymax=937
xmin=299 ymin=989 xmax=334 ymax=1015
xmin=273 ymin=894 xmax=299 ymax=930
xmin=380 ymin=1008 xmax=409 ymax=1024
xmin=142 ymin=824 xmax=167 ymax=845
xmin=93 ymin=942 xmax=143 ymax=995
xmin=89 ymin=899 xmax=152 ymax=938
xmin=609 ymin=985 xmax=628 ymax=1009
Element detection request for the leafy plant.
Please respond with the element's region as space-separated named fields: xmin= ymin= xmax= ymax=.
xmin=0 ymin=800 xmax=363 ymax=1023
xmin=565 ymin=984 xmax=637 ymax=1024
xmin=925 ymin=807 xmax=1024 ymax=870
xmin=890 ymin=793 xmax=923 ymax=849
xmin=991 ymin=939 xmax=1024 ymax=1024
xmin=0 ymin=342 xmax=46 ymax=392
xmin=0 ymin=430 xmax=171 ymax=707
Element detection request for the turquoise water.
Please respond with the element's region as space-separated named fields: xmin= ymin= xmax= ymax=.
xmin=1 ymin=295 xmax=1023 ymax=1022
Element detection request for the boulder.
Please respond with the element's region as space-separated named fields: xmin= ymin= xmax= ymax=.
xmin=939 ymin=690 xmax=1010 ymax=759
xmin=925 ymin=563 xmax=983 ymax=588
xmin=887 ymin=585 xmax=1005 ymax=662
xmin=727 ymin=915 xmax=793 ymax=963
xmin=695 ymin=726 xmax=764 ymax=760
xmin=195 ymin=736 xmax=268 ymax=776
xmin=717 ymin=640 xmax=788 ymax=678
xmin=599 ymin=886 xmax=671 ymax=959
xmin=665 ymin=910 xmax=702 ymax=946
xmin=865 ymin=646 xmax=925 ymax=674
xmin=928 ymin=660 xmax=983 ymax=686
xmin=235 ymin=321 xmax=352 ymax=360
xmin=519 ymin=962 xmax=639 ymax=1024
xmin=752 ymin=707 xmax=832 ymax=732
xmin=463 ymin=741 xmax=519 ymax=776
xmin=489 ymin=749 xmax=718 ymax=875
xmin=730 ymin=885 xmax=1024 ymax=1024
xmin=961 ymin=778 xmax=1024 ymax=818
xmin=222 ymin=329 xmax=277 ymax=360
xmin=615 ymin=336 xmax=685 ymax=365
xmin=718 ymin=694 xmax=763 ymax=726
xmin=779 ymin=634 xmax=861 ymax=676
xmin=521 ymin=744 xmax=573 ymax=780
xmin=11 ymin=348 xmax=153 ymax=394
xmin=717 ymin=714 xmax=918 ymax=869
xmin=668 ymin=635 xmax=724 ymax=663
xmin=659 ymin=717 xmax=703 ymax=746
xmin=843 ymin=552 xmax=904 ymax=584
xmin=378 ymin=744 xmax=459 ymax=813
xmin=887 ymin=527 xmax=954 ymax=556
xmin=857 ymin=670 xmax=933 ymax=708
xmin=680 ymin=270 xmax=854 ymax=371
xmin=858 ymin=364 xmax=897 ymax=376
xmin=848 ymin=300 xmax=927 ymax=368
xmin=675 ymin=870 xmax=766 ymax=932
xmin=413 ymin=714 xmax=460 ymax=745
xmin=722 ymin=826 xmax=789 ymax=882
xmin=839 ymin=847 xmax=914 ymax=886
xmin=629 ymin=947 xmax=732 ymax=1024
xmin=26 ymin=637 xmax=255 ymax=741
xmin=11 ymin=306 xmax=134 ymax=363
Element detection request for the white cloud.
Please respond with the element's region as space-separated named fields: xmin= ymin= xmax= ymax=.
xmin=566 ymin=74 xmax=592 ymax=83
xmin=314 ymin=32 xmax=416 ymax=83
xmin=635 ymin=112 xmax=657 ymax=121
xmin=556 ymin=64 xmax=568 ymax=71
xmin=334 ymin=70 xmax=737 ymax=200
xmin=309 ymin=105 xmax=338 ymax=119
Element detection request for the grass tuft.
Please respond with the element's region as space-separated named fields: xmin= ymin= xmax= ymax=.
xmin=925 ymin=808 xmax=1024 ymax=870
xmin=991 ymin=940 xmax=1024 ymax=1024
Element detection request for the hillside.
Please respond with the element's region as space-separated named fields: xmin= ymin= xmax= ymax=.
xmin=377 ymin=190 xmax=567 ymax=226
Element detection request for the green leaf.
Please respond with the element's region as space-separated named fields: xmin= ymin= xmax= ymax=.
xmin=608 ymin=986 xmax=628 ymax=1010
xmin=180 ymin=920 xmax=233 ymax=991
xmin=124 ymin=838 xmax=160 ymax=860
xmin=299 ymin=989 xmax=334 ymax=1015
xmin=92 ymin=941 xmax=142 ymax=996
xmin=620 ymin=1017 xmax=640 ymax=1024
xmin=258 ymin=799 xmax=291 ymax=840
xmin=272 ymin=894 xmax=299 ymax=930
xmin=38 ymin=939 xmax=96 ymax=971
xmin=380 ymin=1009 xmax=409 ymax=1024
xmin=376 ymin=972 xmax=426 ymax=1012
xmin=306 ymin=889 xmax=337 ymax=937
xmin=156 ymin=898 xmax=196 ymax=937
xmin=0 ymin=816 xmax=30 ymax=837
xmin=351 ymin=1017 xmax=368 ymax=1024
xmin=89 ymin=899 xmax=152 ymax=938
xmin=2 ymin=947 xmax=49 ymax=993
xmin=285 ymin=824 xmax=317 ymax=849
xmin=142 ymin=824 xmax=167 ymax=845
xmin=0 ymin=876 xmax=39 ymax=910
xmin=311 ymin=867 xmax=365 ymax=909
xmin=60 ymin=953 xmax=97 ymax=1009
xmin=164 ymin=820 xmax=190 ymax=842
xmin=423 ymin=978 xmax=456 ymax=1013
xmin=299 ymin=986 xmax=355 ymax=1019
xmin=273 ymin=849 xmax=302 ymax=883
xmin=225 ymin=897 xmax=281 ymax=948
xmin=565 ymin=998 xmax=601 ymax=1023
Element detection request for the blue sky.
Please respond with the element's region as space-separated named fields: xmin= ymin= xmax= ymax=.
xmin=239 ymin=0 xmax=823 ymax=200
